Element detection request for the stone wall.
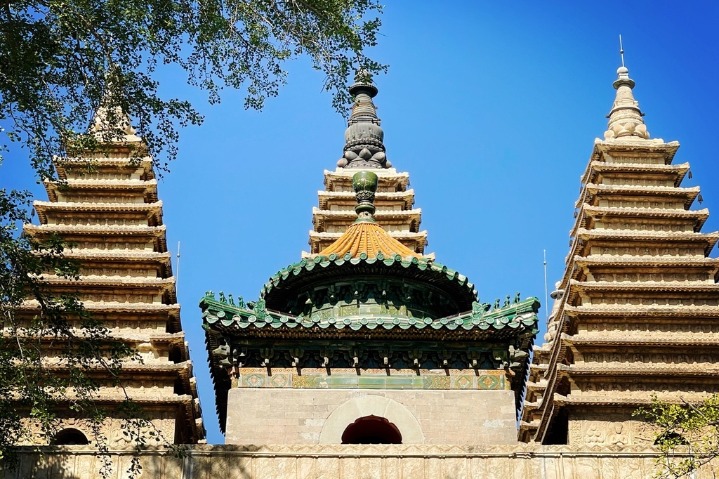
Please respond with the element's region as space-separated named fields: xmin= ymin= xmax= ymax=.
xmin=225 ymin=389 xmax=517 ymax=445
xmin=5 ymin=444 xmax=719 ymax=479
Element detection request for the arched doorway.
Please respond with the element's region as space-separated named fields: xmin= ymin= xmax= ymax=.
xmin=51 ymin=428 xmax=90 ymax=445
xmin=341 ymin=415 xmax=402 ymax=444
xmin=319 ymin=395 xmax=424 ymax=444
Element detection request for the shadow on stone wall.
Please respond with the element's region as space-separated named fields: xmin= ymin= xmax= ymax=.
xmin=185 ymin=445 xmax=261 ymax=479
xmin=0 ymin=449 xmax=81 ymax=479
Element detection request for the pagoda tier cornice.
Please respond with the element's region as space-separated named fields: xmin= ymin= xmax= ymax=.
xmin=41 ymin=393 xmax=197 ymax=405
xmin=582 ymin=183 xmax=700 ymax=209
xmin=553 ymin=393 xmax=713 ymax=408
xmin=33 ymin=200 xmax=163 ymax=224
xmin=574 ymin=228 xmax=719 ymax=246
xmin=54 ymin=157 xmax=155 ymax=180
xmin=567 ymin=279 xmax=719 ymax=295
xmin=571 ymin=205 xmax=709 ymax=237
xmin=17 ymin=300 xmax=180 ymax=314
xmin=560 ymin=305 xmax=719 ymax=324
xmin=312 ymin=207 xmax=422 ymax=222
xmin=558 ymin=364 xmax=719 ymax=377
xmin=42 ymin=360 xmax=192 ymax=376
xmin=323 ymin=168 xmax=410 ymax=190
xmin=590 ymin=138 xmax=679 ymax=162
xmin=43 ymin=179 xmax=158 ymax=202
xmin=572 ymin=255 xmax=719 ymax=269
xmin=8 ymin=330 xmax=187 ymax=344
xmin=570 ymin=257 xmax=719 ymax=282
xmin=23 ymin=224 xmax=169 ymax=252
xmin=562 ymin=335 xmax=719 ymax=348
xmin=62 ymin=250 xmax=171 ymax=260
xmin=568 ymin=229 xmax=719 ymax=260
xmin=526 ymin=379 xmax=548 ymax=391
xmin=317 ymin=190 xmax=415 ymax=210
xmin=14 ymin=301 xmax=182 ymax=332
xmin=61 ymin=250 xmax=173 ymax=271
xmin=32 ymin=279 xmax=177 ymax=307
xmin=582 ymin=161 xmax=690 ymax=188
xmin=37 ymin=275 xmax=175 ymax=289
xmin=24 ymin=224 xmax=166 ymax=236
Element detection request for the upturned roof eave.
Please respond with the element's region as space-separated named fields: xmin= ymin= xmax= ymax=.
xmin=200 ymin=295 xmax=540 ymax=337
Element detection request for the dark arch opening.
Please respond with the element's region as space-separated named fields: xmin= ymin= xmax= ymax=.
xmin=51 ymin=428 xmax=90 ymax=445
xmin=341 ymin=415 xmax=402 ymax=444
xmin=655 ymin=431 xmax=688 ymax=446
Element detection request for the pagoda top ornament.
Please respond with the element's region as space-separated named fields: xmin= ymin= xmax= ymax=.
xmin=604 ymin=60 xmax=650 ymax=141
xmin=337 ymin=72 xmax=391 ymax=169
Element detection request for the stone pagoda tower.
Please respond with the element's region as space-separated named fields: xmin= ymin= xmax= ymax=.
xmin=202 ymin=78 xmax=539 ymax=446
xmin=308 ymin=76 xmax=427 ymax=256
xmin=520 ymin=64 xmax=719 ymax=445
xmin=21 ymin=106 xmax=205 ymax=445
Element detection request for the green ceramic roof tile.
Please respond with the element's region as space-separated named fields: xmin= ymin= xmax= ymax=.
xmin=261 ymin=253 xmax=476 ymax=298
xmin=200 ymin=292 xmax=539 ymax=336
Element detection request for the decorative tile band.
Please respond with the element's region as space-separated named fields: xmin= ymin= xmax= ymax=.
xmin=237 ymin=370 xmax=507 ymax=391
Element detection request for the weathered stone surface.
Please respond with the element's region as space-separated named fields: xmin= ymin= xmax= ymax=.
xmin=4 ymin=445 xmax=719 ymax=479
xmin=225 ymin=388 xmax=517 ymax=446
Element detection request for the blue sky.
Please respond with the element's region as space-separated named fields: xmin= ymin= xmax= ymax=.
xmin=3 ymin=3 xmax=719 ymax=444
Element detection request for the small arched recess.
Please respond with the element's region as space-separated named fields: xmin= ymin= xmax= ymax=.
xmin=319 ymin=395 xmax=423 ymax=444
xmin=51 ymin=428 xmax=90 ymax=446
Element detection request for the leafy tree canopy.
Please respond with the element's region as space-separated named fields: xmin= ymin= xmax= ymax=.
xmin=0 ymin=0 xmax=385 ymax=177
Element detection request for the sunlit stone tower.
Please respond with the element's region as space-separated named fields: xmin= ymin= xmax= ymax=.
xmin=21 ymin=107 xmax=205 ymax=445
xmin=520 ymin=64 xmax=719 ymax=445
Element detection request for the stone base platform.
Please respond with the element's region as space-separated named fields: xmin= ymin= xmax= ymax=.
xmin=4 ymin=444 xmax=719 ymax=479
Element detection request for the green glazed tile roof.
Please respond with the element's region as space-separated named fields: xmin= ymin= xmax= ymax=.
xmin=201 ymin=292 xmax=539 ymax=336
xmin=263 ymin=252 xmax=476 ymax=303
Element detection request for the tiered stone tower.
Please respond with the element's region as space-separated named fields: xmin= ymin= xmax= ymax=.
xmin=21 ymin=108 xmax=205 ymax=445
xmin=308 ymin=77 xmax=427 ymax=256
xmin=520 ymin=65 xmax=719 ymax=445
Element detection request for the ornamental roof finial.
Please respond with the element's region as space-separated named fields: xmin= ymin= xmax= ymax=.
xmin=603 ymin=36 xmax=650 ymax=141
xmin=337 ymin=71 xmax=391 ymax=169
xmin=352 ymin=170 xmax=378 ymax=222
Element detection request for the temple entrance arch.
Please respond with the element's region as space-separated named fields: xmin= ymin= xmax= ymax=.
xmin=319 ymin=395 xmax=423 ymax=444
xmin=341 ymin=415 xmax=402 ymax=444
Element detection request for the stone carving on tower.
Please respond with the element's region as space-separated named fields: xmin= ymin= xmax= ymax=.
xmin=20 ymin=101 xmax=205 ymax=445
xmin=308 ymin=74 xmax=428 ymax=256
xmin=520 ymin=63 xmax=719 ymax=446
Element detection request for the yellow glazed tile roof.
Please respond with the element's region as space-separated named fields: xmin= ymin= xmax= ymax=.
xmin=319 ymin=221 xmax=419 ymax=259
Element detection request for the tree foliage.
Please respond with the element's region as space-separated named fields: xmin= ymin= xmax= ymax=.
xmin=1 ymin=0 xmax=385 ymax=177
xmin=637 ymin=395 xmax=719 ymax=478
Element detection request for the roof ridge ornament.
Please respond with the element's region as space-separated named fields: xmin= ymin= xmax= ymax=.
xmin=337 ymin=71 xmax=391 ymax=169
xmin=604 ymin=36 xmax=650 ymax=141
